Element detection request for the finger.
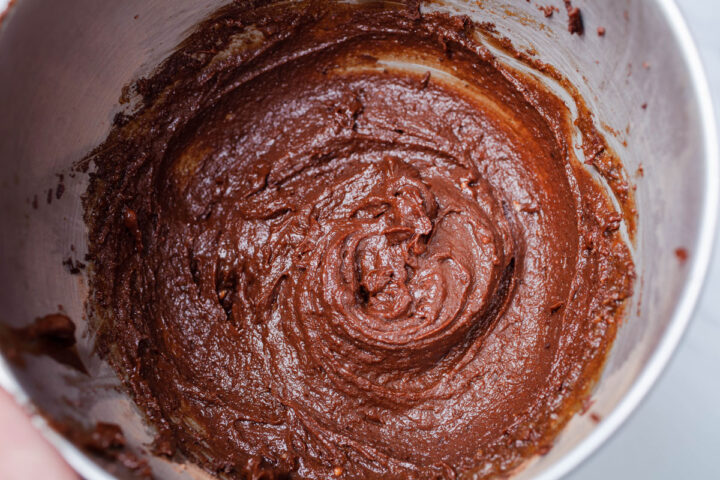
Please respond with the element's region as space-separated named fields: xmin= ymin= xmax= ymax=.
xmin=0 ymin=387 xmax=79 ymax=480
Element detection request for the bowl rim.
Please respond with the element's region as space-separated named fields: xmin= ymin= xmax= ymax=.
xmin=0 ymin=0 xmax=717 ymax=479
xmin=536 ymin=0 xmax=720 ymax=477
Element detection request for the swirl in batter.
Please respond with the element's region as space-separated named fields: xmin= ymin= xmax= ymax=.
xmin=84 ymin=2 xmax=635 ymax=479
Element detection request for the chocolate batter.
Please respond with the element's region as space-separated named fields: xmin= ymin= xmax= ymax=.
xmin=84 ymin=2 xmax=635 ymax=478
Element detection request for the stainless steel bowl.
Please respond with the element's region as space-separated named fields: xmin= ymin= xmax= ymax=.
xmin=0 ymin=1 xmax=717 ymax=479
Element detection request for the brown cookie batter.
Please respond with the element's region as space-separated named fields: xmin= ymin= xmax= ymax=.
xmin=83 ymin=2 xmax=635 ymax=478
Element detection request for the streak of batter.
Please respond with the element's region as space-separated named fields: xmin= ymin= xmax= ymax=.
xmin=84 ymin=1 xmax=635 ymax=478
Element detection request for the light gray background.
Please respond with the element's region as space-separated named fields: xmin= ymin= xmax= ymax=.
xmin=568 ymin=3 xmax=720 ymax=478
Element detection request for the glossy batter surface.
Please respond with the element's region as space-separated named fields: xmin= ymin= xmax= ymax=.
xmin=84 ymin=2 xmax=635 ymax=478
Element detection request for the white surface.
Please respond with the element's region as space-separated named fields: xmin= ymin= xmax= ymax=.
xmin=568 ymin=1 xmax=720 ymax=478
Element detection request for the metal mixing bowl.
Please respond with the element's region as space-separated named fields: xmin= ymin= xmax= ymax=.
xmin=0 ymin=1 xmax=717 ymax=479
